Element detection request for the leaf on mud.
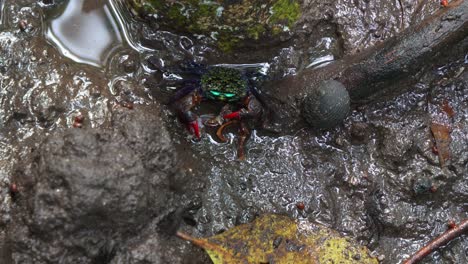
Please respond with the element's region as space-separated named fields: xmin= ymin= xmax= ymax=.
xmin=441 ymin=100 xmax=455 ymax=118
xmin=177 ymin=214 xmax=378 ymax=264
xmin=430 ymin=122 xmax=451 ymax=167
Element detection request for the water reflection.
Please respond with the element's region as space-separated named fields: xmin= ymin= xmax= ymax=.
xmin=45 ymin=0 xmax=123 ymax=67
xmin=0 ymin=1 xmax=4 ymax=26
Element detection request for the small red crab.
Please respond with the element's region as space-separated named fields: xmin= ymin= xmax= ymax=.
xmin=170 ymin=66 xmax=264 ymax=159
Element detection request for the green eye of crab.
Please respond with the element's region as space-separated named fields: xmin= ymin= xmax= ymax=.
xmin=224 ymin=93 xmax=236 ymax=98
xmin=210 ymin=90 xmax=222 ymax=97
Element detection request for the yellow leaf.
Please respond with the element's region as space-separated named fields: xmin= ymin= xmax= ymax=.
xmin=177 ymin=214 xmax=378 ymax=264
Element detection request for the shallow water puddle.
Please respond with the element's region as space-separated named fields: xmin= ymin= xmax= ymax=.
xmin=45 ymin=0 xmax=123 ymax=67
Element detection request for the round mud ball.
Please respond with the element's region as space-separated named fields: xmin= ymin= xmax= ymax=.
xmin=302 ymin=80 xmax=350 ymax=129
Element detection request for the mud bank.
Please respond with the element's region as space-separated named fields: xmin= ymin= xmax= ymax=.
xmin=6 ymin=106 xmax=209 ymax=263
xmin=0 ymin=0 xmax=466 ymax=264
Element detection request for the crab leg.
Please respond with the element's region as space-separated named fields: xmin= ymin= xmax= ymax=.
xmin=173 ymin=89 xmax=203 ymax=139
xmin=237 ymin=121 xmax=250 ymax=160
xmin=221 ymin=94 xmax=262 ymax=160
xmin=223 ymin=94 xmax=263 ymax=120
xmin=216 ymin=120 xmax=238 ymax=142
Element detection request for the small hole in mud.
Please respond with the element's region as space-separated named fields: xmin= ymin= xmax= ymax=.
xmin=92 ymin=243 xmax=116 ymax=264
xmin=183 ymin=216 xmax=197 ymax=226
xmin=215 ymin=229 xmax=226 ymax=235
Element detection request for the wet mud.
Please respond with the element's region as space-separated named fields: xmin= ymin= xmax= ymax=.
xmin=0 ymin=0 xmax=467 ymax=263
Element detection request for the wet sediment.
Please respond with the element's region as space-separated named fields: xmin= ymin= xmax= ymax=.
xmin=0 ymin=0 xmax=467 ymax=263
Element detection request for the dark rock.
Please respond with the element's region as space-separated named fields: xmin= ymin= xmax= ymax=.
xmin=302 ymin=80 xmax=350 ymax=129
xmin=7 ymin=105 xmax=178 ymax=263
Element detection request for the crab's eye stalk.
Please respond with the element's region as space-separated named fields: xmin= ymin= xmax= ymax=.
xmin=209 ymin=90 xmax=222 ymax=97
xmin=224 ymin=93 xmax=236 ymax=98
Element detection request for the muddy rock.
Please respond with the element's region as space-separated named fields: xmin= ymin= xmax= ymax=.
xmin=302 ymin=79 xmax=350 ymax=129
xmin=6 ymin=106 xmax=178 ymax=263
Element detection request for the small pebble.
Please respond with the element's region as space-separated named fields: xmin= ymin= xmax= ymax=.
xmin=121 ymin=101 xmax=134 ymax=110
xmin=296 ymin=202 xmax=305 ymax=211
xmin=121 ymin=55 xmax=137 ymax=73
xmin=73 ymin=115 xmax=84 ymax=128
xmin=432 ymin=145 xmax=439 ymax=155
xmin=19 ymin=20 xmax=28 ymax=31
xmin=74 ymin=115 xmax=84 ymax=123
xmin=447 ymin=220 xmax=456 ymax=229
xmin=413 ymin=178 xmax=433 ymax=194
xmin=10 ymin=183 xmax=19 ymax=196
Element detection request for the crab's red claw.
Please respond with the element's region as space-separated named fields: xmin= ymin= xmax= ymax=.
xmin=223 ymin=111 xmax=241 ymax=120
xmin=188 ymin=120 xmax=201 ymax=139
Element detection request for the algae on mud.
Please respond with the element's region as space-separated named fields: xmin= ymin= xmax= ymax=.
xmin=127 ymin=0 xmax=301 ymax=51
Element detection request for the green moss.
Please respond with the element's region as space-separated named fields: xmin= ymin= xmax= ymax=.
xmin=128 ymin=0 xmax=302 ymax=52
xmin=271 ymin=25 xmax=282 ymax=36
xmin=167 ymin=4 xmax=188 ymax=28
xmin=194 ymin=3 xmax=217 ymax=18
xmin=246 ymin=23 xmax=266 ymax=40
xmin=147 ymin=0 xmax=164 ymax=10
xmin=270 ymin=0 xmax=301 ymax=27
xmin=217 ymin=32 xmax=241 ymax=52
xmin=189 ymin=3 xmax=218 ymax=33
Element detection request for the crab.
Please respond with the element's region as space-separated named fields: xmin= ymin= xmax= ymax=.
xmin=170 ymin=65 xmax=264 ymax=159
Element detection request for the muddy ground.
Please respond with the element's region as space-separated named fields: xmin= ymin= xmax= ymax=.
xmin=0 ymin=0 xmax=467 ymax=263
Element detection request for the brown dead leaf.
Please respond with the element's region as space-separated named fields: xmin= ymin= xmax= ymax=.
xmin=441 ymin=100 xmax=455 ymax=118
xmin=430 ymin=122 xmax=451 ymax=167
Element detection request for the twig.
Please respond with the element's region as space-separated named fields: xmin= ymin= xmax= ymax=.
xmin=176 ymin=231 xmax=231 ymax=256
xmin=397 ymin=0 xmax=405 ymax=29
xmin=403 ymin=219 xmax=468 ymax=264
